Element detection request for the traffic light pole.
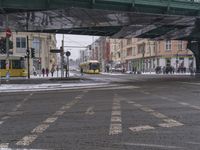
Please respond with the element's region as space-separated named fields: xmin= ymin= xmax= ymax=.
xmin=6 ymin=15 xmax=10 ymax=81
xmin=27 ymin=36 xmax=30 ymax=79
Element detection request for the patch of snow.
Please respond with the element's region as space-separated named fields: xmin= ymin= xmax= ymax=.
xmin=0 ymin=83 xmax=110 ymax=93
xmin=101 ymin=72 xmax=127 ymax=76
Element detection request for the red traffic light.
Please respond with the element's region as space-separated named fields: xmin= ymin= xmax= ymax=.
xmin=6 ymin=28 xmax=12 ymax=38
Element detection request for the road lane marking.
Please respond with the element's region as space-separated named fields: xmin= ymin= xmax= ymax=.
xmin=120 ymin=142 xmax=183 ymax=149
xmin=179 ymin=102 xmax=189 ymax=106
xmin=109 ymin=124 xmax=122 ymax=135
xmin=111 ymin=116 xmax=122 ymax=122
xmin=44 ymin=117 xmax=58 ymax=123
xmin=134 ymin=104 xmax=143 ymax=108
xmin=187 ymin=141 xmax=200 ymax=145
xmin=1 ymin=116 xmax=10 ymax=120
xmin=158 ymin=95 xmax=200 ymax=111
xmin=151 ymin=112 xmax=168 ymax=119
xmin=31 ymin=124 xmax=50 ymax=134
xmin=16 ymin=135 xmax=38 ymax=146
xmin=190 ymin=105 xmax=200 ymax=110
xmin=127 ymin=101 xmax=184 ymax=130
xmin=127 ymin=101 xmax=135 ymax=104
xmin=140 ymin=107 xmax=154 ymax=112
xmin=16 ymin=94 xmax=82 ymax=146
xmin=111 ymin=111 xmax=121 ymax=116
xmin=53 ymin=110 xmax=65 ymax=116
xmin=75 ymin=96 xmax=82 ymax=99
xmin=85 ymin=106 xmax=95 ymax=115
xmin=159 ymin=119 xmax=184 ymax=128
xmin=0 ymin=143 xmax=9 ymax=148
xmin=129 ymin=125 xmax=155 ymax=132
xmin=112 ymin=106 xmax=120 ymax=110
xmin=109 ymin=95 xmax=122 ymax=135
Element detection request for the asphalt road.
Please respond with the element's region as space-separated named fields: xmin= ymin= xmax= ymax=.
xmin=1 ymin=74 xmax=200 ymax=150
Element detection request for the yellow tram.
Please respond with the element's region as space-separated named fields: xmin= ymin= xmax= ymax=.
xmin=80 ymin=60 xmax=100 ymax=74
xmin=0 ymin=55 xmax=27 ymax=77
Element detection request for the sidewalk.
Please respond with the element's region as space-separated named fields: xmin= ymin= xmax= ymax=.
xmin=0 ymin=71 xmax=86 ymax=84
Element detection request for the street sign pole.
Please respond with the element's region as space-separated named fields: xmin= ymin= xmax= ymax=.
xmin=61 ymin=35 xmax=65 ymax=78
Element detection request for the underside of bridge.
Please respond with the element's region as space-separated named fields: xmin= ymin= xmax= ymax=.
xmin=0 ymin=0 xmax=200 ymax=72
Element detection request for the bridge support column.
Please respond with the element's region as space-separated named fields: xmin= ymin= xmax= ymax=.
xmin=187 ymin=40 xmax=200 ymax=74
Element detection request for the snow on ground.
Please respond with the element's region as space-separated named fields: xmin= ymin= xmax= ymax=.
xmin=101 ymin=72 xmax=127 ymax=76
xmin=142 ymin=72 xmax=192 ymax=75
xmin=101 ymin=72 xmax=192 ymax=76
xmin=30 ymin=71 xmax=77 ymax=79
xmin=0 ymin=82 xmax=110 ymax=93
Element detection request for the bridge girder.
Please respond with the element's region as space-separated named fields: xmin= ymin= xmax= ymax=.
xmin=0 ymin=0 xmax=199 ymax=40
xmin=0 ymin=0 xmax=200 ymax=16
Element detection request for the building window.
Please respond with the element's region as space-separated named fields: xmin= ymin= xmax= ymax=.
xmin=178 ymin=41 xmax=184 ymax=50
xmin=127 ymin=38 xmax=132 ymax=45
xmin=165 ymin=40 xmax=171 ymax=51
xmin=138 ymin=43 xmax=145 ymax=54
xmin=16 ymin=37 xmax=26 ymax=49
xmin=127 ymin=48 xmax=132 ymax=56
xmin=133 ymin=47 xmax=136 ymax=56
xmin=117 ymin=52 xmax=120 ymax=58
xmin=32 ymin=37 xmax=41 ymax=53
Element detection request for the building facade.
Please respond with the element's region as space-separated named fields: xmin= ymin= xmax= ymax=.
xmin=86 ymin=37 xmax=195 ymax=73
xmin=0 ymin=32 xmax=57 ymax=74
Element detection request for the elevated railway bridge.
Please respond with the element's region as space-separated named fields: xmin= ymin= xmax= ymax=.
xmin=0 ymin=0 xmax=200 ymax=72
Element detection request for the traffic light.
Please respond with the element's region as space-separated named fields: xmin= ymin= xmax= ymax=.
xmin=0 ymin=37 xmax=6 ymax=54
xmin=31 ymin=48 xmax=35 ymax=58
xmin=0 ymin=37 xmax=13 ymax=54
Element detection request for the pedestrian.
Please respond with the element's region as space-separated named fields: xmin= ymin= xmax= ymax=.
xmin=42 ymin=68 xmax=45 ymax=77
xmin=46 ymin=68 xmax=49 ymax=77
xmin=51 ymin=67 xmax=55 ymax=77
xmin=80 ymin=67 xmax=83 ymax=76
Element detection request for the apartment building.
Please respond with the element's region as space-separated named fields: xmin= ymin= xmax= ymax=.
xmin=0 ymin=32 xmax=57 ymax=74
xmin=124 ymin=39 xmax=195 ymax=73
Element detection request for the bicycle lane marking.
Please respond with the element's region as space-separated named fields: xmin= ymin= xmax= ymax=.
xmin=16 ymin=94 xmax=85 ymax=146
xmin=127 ymin=100 xmax=184 ymax=132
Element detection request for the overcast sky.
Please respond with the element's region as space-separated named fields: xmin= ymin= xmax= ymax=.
xmin=56 ymin=34 xmax=99 ymax=60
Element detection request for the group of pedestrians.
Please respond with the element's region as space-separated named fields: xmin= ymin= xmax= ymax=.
xmin=42 ymin=68 xmax=55 ymax=77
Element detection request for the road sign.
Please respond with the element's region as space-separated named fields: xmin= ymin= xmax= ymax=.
xmin=50 ymin=49 xmax=62 ymax=53
xmin=66 ymin=51 xmax=71 ymax=56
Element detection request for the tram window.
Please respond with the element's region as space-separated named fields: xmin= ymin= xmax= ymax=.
xmin=89 ymin=63 xmax=92 ymax=70
xmin=0 ymin=60 xmax=6 ymax=69
xmin=91 ymin=63 xmax=99 ymax=70
xmin=12 ymin=60 xmax=22 ymax=69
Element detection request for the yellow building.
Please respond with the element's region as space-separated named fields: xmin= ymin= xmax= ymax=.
xmin=0 ymin=32 xmax=57 ymax=75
